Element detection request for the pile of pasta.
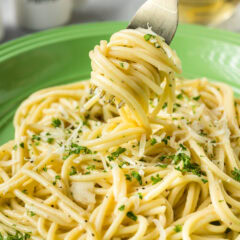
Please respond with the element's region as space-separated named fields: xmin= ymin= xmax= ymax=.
xmin=0 ymin=29 xmax=240 ymax=240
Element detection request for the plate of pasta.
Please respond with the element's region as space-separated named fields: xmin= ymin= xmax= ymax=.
xmin=0 ymin=22 xmax=240 ymax=240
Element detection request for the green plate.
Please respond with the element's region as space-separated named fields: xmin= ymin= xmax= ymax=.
xmin=0 ymin=22 xmax=240 ymax=145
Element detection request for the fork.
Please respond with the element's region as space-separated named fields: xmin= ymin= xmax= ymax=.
xmin=128 ymin=0 xmax=179 ymax=45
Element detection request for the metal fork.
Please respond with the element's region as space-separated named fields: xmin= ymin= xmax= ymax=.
xmin=128 ymin=0 xmax=179 ymax=45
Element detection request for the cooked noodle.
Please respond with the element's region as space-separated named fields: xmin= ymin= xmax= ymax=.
xmin=0 ymin=29 xmax=239 ymax=240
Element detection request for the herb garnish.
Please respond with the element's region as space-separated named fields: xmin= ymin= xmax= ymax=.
xmin=144 ymin=34 xmax=154 ymax=41
xmin=29 ymin=211 xmax=36 ymax=217
xmin=162 ymin=136 xmax=170 ymax=145
xmin=0 ymin=231 xmax=31 ymax=240
xmin=107 ymin=147 xmax=126 ymax=161
xmin=126 ymin=211 xmax=137 ymax=221
xmin=179 ymin=144 xmax=187 ymax=151
xmin=176 ymin=93 xmax=183 ymax=99
xmin=20 ymin=142 xmax=24 ymax=148
xmin=53 ymin=175 xmax=61 ymax=185
xmin=173 ymin=153 xmax=205 ymax=177
xmin=199 ymin=129 xmax=207 ymax=137
xmin=150 ymin=138 xmax=157 ymax=146
xmin=138 ymin=192 xmax=143 ymax=199
xmin=156 ymin=164 xmax=167 ymax=168
xmin=201 ymin=178 xmax=208 ymax=184
xmin=193 ymin=95 xmax=201 ymax=101
xmin=232 ymin=168 xmax=240 ymax=182
xmin=87 ymin=165 xmax=96 ymax=171
xmin=125 ymin=174 xmax=132 ymax=181
xmin=131 ymin=171 xmax=142 ymax=185
xmin=69 ymin=166 xmax=77 ymax=176
xmin=64 ymin=143 xmax=92 ymax=160
xmin=162 ymin=102 xmax=168 ymax=109
xmin=32 ymin=135 xmax=41 ymax=141
xmin=47 ymin=138 xmax=54 ymax=144
xmin=159 ymin=155 xmax=167 ymax=161
xmin=151 ymin=174 xmax=162 ymax=185
xmin=174 ymin=225 xmax=182 ymax=232
xmin=118 ymin=205 xmax=125 ymax=211
xmin=52 ymin=118 xmax=61 ymax=128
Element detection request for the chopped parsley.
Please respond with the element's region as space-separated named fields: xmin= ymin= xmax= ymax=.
xmin=52 ymin=118 xmax=61 ymax=128
xmin=150 ymin=138 xmax=157 ymax=146
xmin=0 ymin=231 xmax=31 ymax=240
xmin=53 ymin=175 xmax=61 ymax=185
xmin=47 ymin=138 xmax=54 ymax=144
xmin=32 ymin=135 xmax=41 ymax=141
xmin=69 ymin=166 xmax=77 ymax=176
xmin=42 ymin=166 xmax=47 ymax=172
xmin=107 ymin=147 xmax=126 ymax=161
xmin=199 ymin=129 xmax=207 ymax=137
xmin=131 ymin=171 xmax=142 ymax=185
xmin=162 ymin=102 xmax=168 ymax=109
xmin=64 ymin=143 xmax=92 ymax=159
xmin=174 ymin=103 xmax=181 ymax=108
xmin=119 ymin=62 xmax=124 ymax=68
xmin=232 ymin=168 xmax=240 ymax=182
xmin=154 ymin=42 xmax=160 ymax=48
xmin=156 ymin=163 xmax=167 ymax=168
xmin=176 ymin=93 xmax=183 ymax=99
xmin=162 ymin=136 xmax=170 ymax=145
xmin=29 ymin=211 xmax=36 ymax=217
xmin=138 ymin=192 xmax=143 ymax=199
xmin=193 ymin=95 xmax=201 ymax=101
xmin=151 ymin=174 xmax=162 ymax=185
xmin=22 ymin=189 xmax=27 ymax=194
xmin=179 ymin=144 xmax=187 ymax=151
xmin=93 ymin=159 xmax=101 ymax=163
xmin=201 ymin=178 xmax=208 ymax=184
xmin=13 ymin=145 xmax=18 ymax=150
xmin=125 ymin=174 xmax=132 ymax=181
xmin=20 ymin=142 xmax=24 ymax=148
xmin=118 ymin=161 xmax=129 ymax=168
xmin=174 ymin=225 xmax=182 ymax=232
xmin=159 ymin=155 xmax=167 ymax=161
xmin=118 ymin=205 xmax=125 ymax=211
xmin=126 ymin=211 xmax=137 ymax=221
xmin=82 ymin=114 xmax=90 ymax=127
xmin=87 ymin=165 xmax=96 ymax=171
xmin=173 ymin=153 xmax=205 ymax=177
xmin=70 ymin=143 xmax=92 ymax=154
xmin=144 ymin=34 xmax=154 ymax=41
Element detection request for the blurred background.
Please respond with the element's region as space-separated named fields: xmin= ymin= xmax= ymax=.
xmin=0 ymin=0 xmax=240 ymax=43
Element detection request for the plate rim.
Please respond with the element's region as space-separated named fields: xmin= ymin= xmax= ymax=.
xmin=0 ymin=21 xmax=239 ymax=63
xmin=0 ymin=21 xmax=239 ymax=144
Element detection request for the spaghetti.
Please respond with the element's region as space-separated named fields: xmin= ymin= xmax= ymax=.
xmin=0 ymin=28 xmax=239 ymax=239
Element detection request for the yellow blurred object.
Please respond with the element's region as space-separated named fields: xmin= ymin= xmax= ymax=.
xmin=179 ymin=0 xmax=240 ymax=25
